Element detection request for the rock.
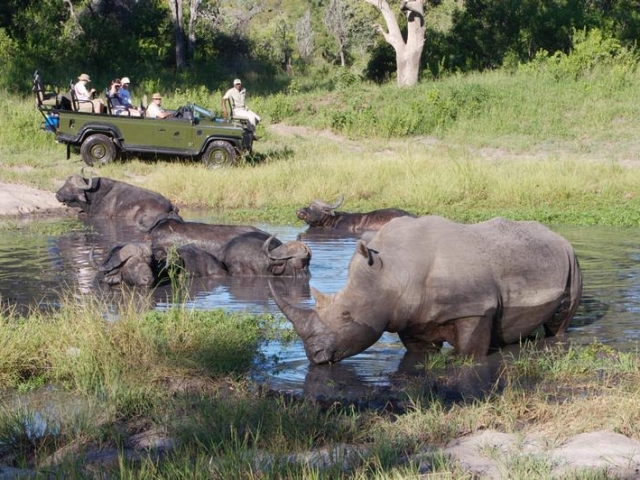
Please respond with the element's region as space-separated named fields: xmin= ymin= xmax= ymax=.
xmin=440 ymin=429 xmax=640 ymax=479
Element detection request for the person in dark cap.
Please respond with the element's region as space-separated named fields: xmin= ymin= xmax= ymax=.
xmin=221 ymin=78 xmax=261 ymax=127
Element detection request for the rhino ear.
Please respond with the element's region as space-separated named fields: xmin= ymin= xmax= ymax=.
xmin=356 ymin=240 xmax=382 ymax=269
xmin=311 ymin=287 xmax=330 ymax=309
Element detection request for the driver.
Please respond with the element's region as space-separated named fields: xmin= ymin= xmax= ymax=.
xmin=146 ymin=92 xmax=172 ymax=119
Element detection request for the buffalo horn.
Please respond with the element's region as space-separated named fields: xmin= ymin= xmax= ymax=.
xmin=70 ymin=171 xmax=92 ymax=190
xmin=89 ymin=246 xmax=104 ymax=270
xmin=261 ymin=234 xmax=277 ymax=257
xmin=312 ymin=194 xmax=344 ymax=214
xmin=91 ymin=244 xmax=140 ymax=272
xmin=268 ymin=241 xmax=311 ymax=261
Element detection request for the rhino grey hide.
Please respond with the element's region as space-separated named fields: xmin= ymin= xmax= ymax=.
xmin=270 ymin=215 xmax=583 ymax=365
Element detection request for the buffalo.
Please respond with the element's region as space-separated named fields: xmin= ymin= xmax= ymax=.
xmin=56 ymin=174 xmax=182 ymax=230
xmin=270 ymin=215 xmax=583 ymax=365
xmin=145 ymin=217 xmax=261 ymax=253
xmin=296 ymin=196 xmax=415 ymax=233
xmin=90 ymin=243 xmax=156 ymax=287
xmin=92 ymin=232 xmax=311 ymax=287
xmin=217 ymin=231 xmax=311 ymax=276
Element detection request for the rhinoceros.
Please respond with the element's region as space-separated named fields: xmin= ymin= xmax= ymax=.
xmin=296 ymin=196 xmax=415 ymax=233
xmin=56 ymin=173 xmax=181 ymax=230
xmin=270 ymin=215 xmax=583 ymax=365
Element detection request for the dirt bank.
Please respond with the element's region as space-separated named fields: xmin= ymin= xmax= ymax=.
xmin=0 ymin=181 xmax=70 ymax=217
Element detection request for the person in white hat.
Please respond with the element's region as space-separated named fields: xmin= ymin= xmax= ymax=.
xmin=118 ymin=76 xmax=140 ymax=114
xmin=145 ymin=92 xmax=172 ymax=119
xmin=73 ymin=73 xmax=106 ymax=113
xmin=120 ymin=77 xmax=133 ymax=108
xmin=221 ymin=78 xmax=261 ymax=128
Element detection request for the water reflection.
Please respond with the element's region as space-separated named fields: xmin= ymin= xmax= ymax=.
xmin=2 ymin=216 xmax=640 ymax=397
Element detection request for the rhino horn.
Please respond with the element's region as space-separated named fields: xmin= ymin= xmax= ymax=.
xmin=269 ymin=280 xmax=323 ymax=339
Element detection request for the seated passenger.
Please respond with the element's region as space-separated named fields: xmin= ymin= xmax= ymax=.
xmin=119 ymin=76 xmax=142 ymax=115
xmin=145 ymin=92 xmax=172 ymax=119
xmin=107 ymin=79 xmax=141 ymax=116
xmin=73 ymin=73 xmax=106 ymax=113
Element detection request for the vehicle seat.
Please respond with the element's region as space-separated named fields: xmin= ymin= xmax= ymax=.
xmin=105 ymin=88 xmax=131 ymax=116
xmin=32 ymin=71 xmax=61 ymax=110
xmin=70 ymin=87 xmax=99 ymax=113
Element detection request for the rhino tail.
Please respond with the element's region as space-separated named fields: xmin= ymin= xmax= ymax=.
xmin=545 ymin=249 xmax=583 ymax=337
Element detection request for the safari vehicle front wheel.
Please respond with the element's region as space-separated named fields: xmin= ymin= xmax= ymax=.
xmin=202 ymin=140 xmax=236 ymax=169
xmin=80 ymin=134 xmax=117 ymax=166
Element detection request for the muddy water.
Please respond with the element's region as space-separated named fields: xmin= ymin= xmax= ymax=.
xmin=0 ymin=215 xmax=639 ymax=398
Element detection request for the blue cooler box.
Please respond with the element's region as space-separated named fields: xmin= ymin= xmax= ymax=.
xmin=45 ymin=115 xmax=59 ymax=128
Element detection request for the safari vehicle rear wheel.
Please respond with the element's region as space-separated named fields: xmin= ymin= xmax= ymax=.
xmin=80 ymin=134 xmax=117 ymax=166
xmin=202 ymin=140 xmax=236 ymax=169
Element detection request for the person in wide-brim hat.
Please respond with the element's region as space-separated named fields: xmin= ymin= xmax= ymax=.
xmin=146 ymin=92 xmax=171 ymax=118
xmin=73 ymin=73 xmax=106 ymax=113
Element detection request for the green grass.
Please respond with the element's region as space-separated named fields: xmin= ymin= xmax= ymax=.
xmin=5 ymin=59 xmax=640 ymax=227
xmin=2 ymin=292 xmax=640 ymax=476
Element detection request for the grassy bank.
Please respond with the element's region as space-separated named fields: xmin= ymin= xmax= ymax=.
xmin=1 ymin=293 xmax=640 ymax=477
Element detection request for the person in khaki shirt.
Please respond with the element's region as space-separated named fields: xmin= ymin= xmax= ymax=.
xmin=145 ymin=92 xmax=172 ymax=119
xmin=221 ymin=78 xmax=260 ymax=127
xmin=73 ymin=73 xmax=106 ymax=113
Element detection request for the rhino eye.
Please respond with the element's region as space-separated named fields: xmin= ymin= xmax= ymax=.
xmin=341 ymin=310 xmax=350 ymax=317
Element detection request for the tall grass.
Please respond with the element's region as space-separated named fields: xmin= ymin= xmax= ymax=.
xmin=0 ymin=291 xmax=275 ymax=394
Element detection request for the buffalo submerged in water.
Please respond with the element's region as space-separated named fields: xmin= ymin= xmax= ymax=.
xmin=91 ymin=229 xmax=312 ymax=287
xmin=270 ymin=215 xmax=583 ymax=365
xmin=296 ymin=196 xmax=415 ymax=233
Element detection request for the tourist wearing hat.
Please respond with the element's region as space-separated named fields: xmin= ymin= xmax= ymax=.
xmin=221 ymin=78 xmax=261 ymax=128
xmin=107 ymin=78 xmax=142 ymax=117
xmin=118 ymin=76 xmax=140 ymax=114
xmin=145 ymin=92 xmax=172 ymax=119
xmin=73 ymin=73 xmax=106 ymax=113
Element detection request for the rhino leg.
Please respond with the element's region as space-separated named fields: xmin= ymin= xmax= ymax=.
xmin=398 ymin=331 xmax=443 ymax=353
xmin=450 ymin=316 xmax=492 ymax=357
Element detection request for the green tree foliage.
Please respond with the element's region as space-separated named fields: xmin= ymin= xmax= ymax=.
xmin=3 ymin=0 xmax=640 ymax=94
xmin=427 ymin=0 xmax=640 ymax=74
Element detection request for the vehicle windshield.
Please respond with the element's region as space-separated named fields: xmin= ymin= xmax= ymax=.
xmin=191 ymin=103 xmax=217 ymax=120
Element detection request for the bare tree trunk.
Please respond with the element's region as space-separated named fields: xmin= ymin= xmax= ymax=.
xmin=187 ymin=0 xmax=201 ymax=63
xmin=364 ymin=0 xmax=425 ymax=86
xmin=168 ymin=0 xmax=186 ymax=70
xmin=325 ymin=0 xmax=349 ymax=67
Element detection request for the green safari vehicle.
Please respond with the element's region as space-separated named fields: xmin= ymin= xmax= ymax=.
xmin=34 ymin=72 xmax=255 ymax=168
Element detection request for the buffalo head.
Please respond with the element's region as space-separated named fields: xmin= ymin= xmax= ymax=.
xmin=56 ymin=173 xmax=94 ymax=209
xmin=90 ymin=243 xmax=155 ymax=287
xmin=262 ymin=235 xmax=311 ymax=277
xmin=296 ymin=195 xmax=344 ymax=228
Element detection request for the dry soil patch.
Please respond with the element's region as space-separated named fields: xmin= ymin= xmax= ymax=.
xmin=0 ymin=181 xmax=69 ymax=217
